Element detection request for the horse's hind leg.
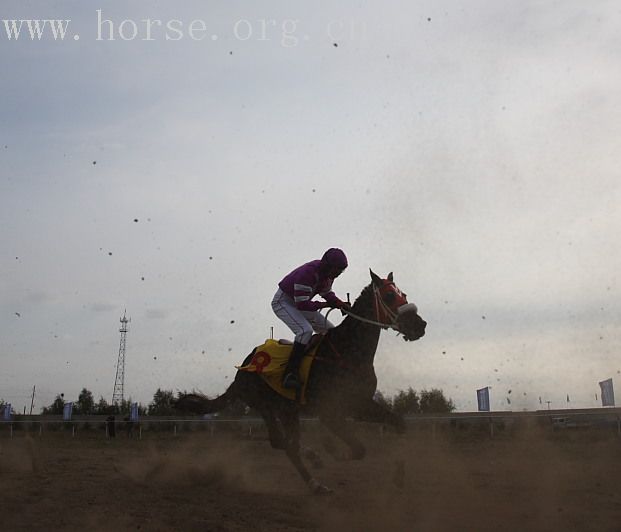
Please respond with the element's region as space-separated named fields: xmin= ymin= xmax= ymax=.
xmin=279 ymin=406 xmax=332 ymax=494
xmin=278 ymin=406 xmax=310 ymax=481
xmin=239 ymin=372 xmax=288 ymax=450
xmin=259 ymin=409 xmax=287 ymax=450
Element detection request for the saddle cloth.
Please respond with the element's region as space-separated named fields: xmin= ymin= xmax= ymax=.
xmin=237 ymin=338 xmax=320 ymax=404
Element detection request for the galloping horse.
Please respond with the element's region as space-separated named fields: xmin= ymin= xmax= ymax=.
xmin=175 ymin=270 xmax=427 ymax=493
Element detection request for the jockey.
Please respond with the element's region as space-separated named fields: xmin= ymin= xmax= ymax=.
xmin=272 ymin=248 xmax=351 ymax=390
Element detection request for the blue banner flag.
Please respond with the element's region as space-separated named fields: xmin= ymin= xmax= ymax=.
xmin=63 ymin=402 xmax=73 ymax=421
xmin=130 ymin=402 xmax=139 ymax=422
xmin=599 ymin=378 xmax=615 ymax=407
xmin=477 ymin=387 xmax=490 ymax=412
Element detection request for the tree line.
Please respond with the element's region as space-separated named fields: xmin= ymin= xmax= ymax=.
xmin=39 ymin=388 xmax=246 ymax=417
xmin=40 ymin=389 xmax=147 ymax=416
xmin=37 ymin=386 xmax=455 ymax=417
xmin=374 ymin=387 xmax=456 ymax=415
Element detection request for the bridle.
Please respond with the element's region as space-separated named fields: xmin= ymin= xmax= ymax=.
xmin=326 ymin=283 xmax=418 ymax=333
xmin=316 ymin=279 xmax=421 ymax=366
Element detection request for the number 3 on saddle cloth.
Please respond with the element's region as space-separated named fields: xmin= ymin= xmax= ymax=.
xmin=237 ymin=337 xmax=322 ymax=404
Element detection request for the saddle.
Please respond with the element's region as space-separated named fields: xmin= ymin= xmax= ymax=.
xmin=276 ymin=333 xmax=323 ymax=352
xmin=237 ymin=335 xmax=324 ymax=404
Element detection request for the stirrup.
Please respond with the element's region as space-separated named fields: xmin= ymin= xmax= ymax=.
xmin=282 ymin=372 xmax=302 ymax=390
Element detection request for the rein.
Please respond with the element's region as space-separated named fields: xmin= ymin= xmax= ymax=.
xmin=340 ymin=308 xmax=393 ymax=328
xmin=337 ymin=285 xmax=402 ymax=331
xmin=321 ymin=283 xmax=418 ymax=341
xmin=316 ymin=283 xmax=416 ymax=369
xmin=326 ymin=306 xmax=393 ymax=329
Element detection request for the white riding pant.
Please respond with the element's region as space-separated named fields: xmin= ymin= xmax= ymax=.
xmin=271 ymin=288 xmax=334 ymax=345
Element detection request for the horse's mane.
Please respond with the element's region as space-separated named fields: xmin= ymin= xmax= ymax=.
xmin=326 ymin=281 xmax=375 ymax=336
xmin=323 ymin=280 xmax=381 ymax=361
xmin=351 ymin=282 xmax=374 ymax=312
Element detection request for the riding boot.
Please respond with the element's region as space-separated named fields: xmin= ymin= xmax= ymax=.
xmin=282 ymin=341 xmax=306 ymax=390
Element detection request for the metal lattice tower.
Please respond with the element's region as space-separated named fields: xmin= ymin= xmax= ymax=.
xmin=112 ymin=311 xmax=130 ymax=405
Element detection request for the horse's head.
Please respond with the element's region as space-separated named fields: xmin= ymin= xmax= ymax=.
xmin=370 ymin=270 xmax=427 ymax=341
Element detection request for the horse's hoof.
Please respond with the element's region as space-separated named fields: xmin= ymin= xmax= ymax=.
xmin=312 ymin=459 xmax=323 ymax=469
xmin=330 ymin=449 xmax=350 ymax=461
xmin=351 ymin=447 xmax=366 ymax=460
xmin=337 ymin=447 xmax=366 ymax=461
xmin=301 ymin=447 xmax=324 ymax=469
xmin=308 ymin=478 xmax=333 ymax=495
xmin=392 ymin=459 xmax=405 ymax=488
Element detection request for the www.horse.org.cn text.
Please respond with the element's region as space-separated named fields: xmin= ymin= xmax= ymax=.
xmin=1 ymin=10 xmax=367 ymax=47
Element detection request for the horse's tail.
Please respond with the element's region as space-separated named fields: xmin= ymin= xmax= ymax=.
xmin=174 ymin=382 xmax=239 ymax=415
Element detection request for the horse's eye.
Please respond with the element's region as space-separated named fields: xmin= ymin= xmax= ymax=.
xmin=384 ymin=292 xmax=396 ymax=303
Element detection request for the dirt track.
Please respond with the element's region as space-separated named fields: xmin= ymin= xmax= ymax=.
xmin=1 ymin=424 xmax=620 ymax=531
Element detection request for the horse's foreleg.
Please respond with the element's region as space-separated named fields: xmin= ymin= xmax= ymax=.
xmin=319 ymin=413 xmax=366 ymax=460
xmin=354 ymin=398 xmax=405 ymax=433
xmin=263 ymin=408 xmax=322 ymax=467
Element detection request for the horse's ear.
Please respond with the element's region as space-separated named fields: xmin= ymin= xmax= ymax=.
xmin=369 ymin=269 xmax=382 ymax=286
xmin=387 ymin=272 xmax=393 ymax=282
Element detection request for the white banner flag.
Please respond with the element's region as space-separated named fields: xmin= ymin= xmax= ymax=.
xmin=2 ymin=404 xmax=11 ymax=421
xmin=599 ymin=379 xmax=615 ymax=407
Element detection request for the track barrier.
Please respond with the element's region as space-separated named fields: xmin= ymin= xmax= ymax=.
xmin=1 ymin=409 xmax=620 ymax=440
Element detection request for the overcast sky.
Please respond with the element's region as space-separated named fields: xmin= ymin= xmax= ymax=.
xmin=1 ymin=1 xmax=620 ymax=412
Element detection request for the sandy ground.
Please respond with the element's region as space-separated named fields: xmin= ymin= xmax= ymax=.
xmin=1 ymin=423 xmax=620 ymax=532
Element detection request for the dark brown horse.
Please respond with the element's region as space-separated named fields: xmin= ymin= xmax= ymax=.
xmin=175 ymin=270 xmax=427 ymax=493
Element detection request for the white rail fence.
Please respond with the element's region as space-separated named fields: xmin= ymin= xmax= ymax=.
xmin=1 ymin=409 xmax=620 ymax=440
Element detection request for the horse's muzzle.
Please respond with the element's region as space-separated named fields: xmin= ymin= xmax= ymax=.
xmin=397 ymin=306 xmax=426 ymax=342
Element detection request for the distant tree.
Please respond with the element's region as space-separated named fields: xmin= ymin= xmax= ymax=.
xmin=374 ymin=390 xmax=393 ymax=411
xmin=419 ymin=388 xmax=455 ymax=413
xmin=41 ymin=394 xmax=65 ymax=415
xmin=219 ymin=397 xmax=250 ymax=418
xmin=392 ymin=387 xmax=420 ymax=415
xmin=115 ymin=398 xmax=131 ymax=415
xmin=93 ymin=396 xmax=114 ymax=415
xmin=90 ymin=396 xmax=146 ymax=416
xmin=76 ymin=388 xmax=95 ymax=415
xmin=148 ymin=388 xmax=176 ymax=416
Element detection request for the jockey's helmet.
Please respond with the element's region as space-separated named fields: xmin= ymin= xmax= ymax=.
xmin=321 ymin=248 xmax=348 ymax=270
